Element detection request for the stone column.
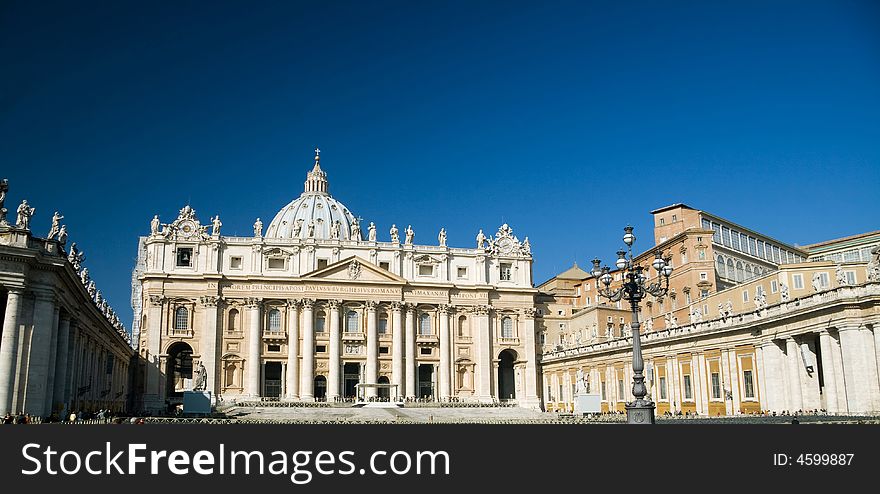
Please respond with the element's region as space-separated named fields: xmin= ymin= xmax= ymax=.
xmin=25 ymin=292 xmax=56 ymax=415
xmin=818 ymin=330 xmax=839 ymax=413
xmin=300 ymin=299 xmax=315 ymax=401
xmin=328 ymin=300 xmax=341 ymax=401
xmin=200 ymin=296 xmax=219 ymax=396
xmin=405 ymin=303 xmax=416 ymax=398
xmin=52 ymin=314 xmax=71 ymax=415
xmin=785 ymin=337 xmax=803 ymax=412
xmin=246 ymin=298 xmax=262 ymax=398
xmin=144 ymin=295 xmax=164 ymax=411
xmin=837 ymin=326 xmax=868 ymax=412
xmin=0 ymin=288 xmax=23 ymax=415
xmin=862 ymin=326 xmax=880 ymax=411
xmin=438 ymin=305 xmax=451 ymax=400
xmin=830 ymin=333 xmax=848 ymax=412
xmin=721 ymin=349 xmax=734 ymax=415
xmin=63 ymin=322 xmax=78 ymax=409
xmin=521 ymin=307 xmax=540 ymax=409
xmin=391 ymin=302 xmax=403 ymax=398
xmin=366 ymin=301 xmax=378 ymax=398
xmin=755 ymin=344 xmax=767 ymax=411
xmin=285 ymin=300 xmax=300 ymax=400
xmin=44 ymin=306 xmax=60 ymax=416
xmin=475 ymin=305 xmax=492 ymax=402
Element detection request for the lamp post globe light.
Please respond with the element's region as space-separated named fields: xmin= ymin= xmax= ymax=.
xmin=591 ymin=225 xmax=672 ymax=424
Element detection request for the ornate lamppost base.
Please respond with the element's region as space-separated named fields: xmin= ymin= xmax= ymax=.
xmin=625 ymin=400 xmax=656 ymax=424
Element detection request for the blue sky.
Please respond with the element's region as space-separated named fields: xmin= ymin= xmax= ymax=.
xmin=2 ymin=0 xmax=878 ymax=330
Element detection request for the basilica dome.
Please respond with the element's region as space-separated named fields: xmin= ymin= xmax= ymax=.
xmin=265 ymin=150 xmax=361 ymax=241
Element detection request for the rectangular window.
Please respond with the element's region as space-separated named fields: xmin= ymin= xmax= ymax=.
xmin=659 ymin=218 xmax=665 ymax=225
xmin=672 ymin=214 xmax=677 ymax=222
xmin=743 ymin=370 xmax=755 ymax=399
xmin=420 ymin=347 xmax=432 ymax=356
xmin=315 ymin=345 xmax=327 ymax=353
xmin=722 ymin=227 xmax=731 ymax=247
xmin=700 ymin=289 xmax=709 ymax=299
xmin=742 ymin=290 xmax=749 ymax=302
xmin=378 ymin=318 xmax=387 ymax=334
xmin=659 ymin=376 xmax=667 ymax=400
xmin=711 ymin=372 xmax=721 ymax=400
xmin=230 ymin=256 xmax=243 ymax=269
xmin=267 ymin=258 xmax=285 ymax=269
xmin=683 ymin=375 xmax=693 ymax=400
xmin=700 ymin=272 xmax=708 ymax=281
xmin=845 ymin=271 xmax=857 ymax=285
xmin=701 ymin=218 xmax=711 ymax=231
xmin=618 ymin=379 xmax=625 ymax=400
xmin=176 ymin=247 xmax=193 ymax=267
xmin=685 ymin=292 xmax=691 ymax=304
xmin=749 ymin=237 xmax=757 ymax=255
xmin=771 ymin=280 xmax=778 ymax=293
xmin=601 ymin=381 xmax=607 ymax=400
xmin=457 ymin=267 xmax=468 ymax=279
xmin=819 ymin=272 xmax=829 ymax=288
xmin=379 ymin=261 xmax=390 ymax=271
xmin=500 ymin=263 xmax=512 ymax=281
xmin=418 ymin=264 xmax=434 ymax=276
xmin=317 ymin=259 xmax=329 ymax=269
xmin=732 ymin=231 xmax=741 ymax=251
xmin=711 ymin=223 xmax=721 ymax=243
xmin=793 ymin=274 xmax=804 ymax=289
xmin=379 ymin=346 xmax=390 ymax=355
xmin=758 ymin=241 xmax=766 ymax=259
xmin=267 ymin=344 xmax=281 ymax=352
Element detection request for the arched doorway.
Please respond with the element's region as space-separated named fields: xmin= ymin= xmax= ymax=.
xmin=166 ymin=342 xmax=194 ymax=398
xmin=377 ymin=376 xmax=390 ymax=400
xmin=498 ymin=349 xmax=517 ymax=401
xmin=314 ymin=375 xmax=327 ymax=401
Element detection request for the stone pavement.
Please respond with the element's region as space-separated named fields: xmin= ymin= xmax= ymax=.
xmin=224 ymin=405 xmax=550 ymax=423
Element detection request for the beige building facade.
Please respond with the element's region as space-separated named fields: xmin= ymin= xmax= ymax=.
xmin=133 ymin=151 xmax=541 ymax=412
xmin=539 ymin=204 xmax=880 ymax=415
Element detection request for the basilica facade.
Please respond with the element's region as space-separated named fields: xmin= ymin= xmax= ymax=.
xmin=132 ymin=151 xmax=541 ymax=412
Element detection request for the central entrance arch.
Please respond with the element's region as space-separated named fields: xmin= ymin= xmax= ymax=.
xmin=498 ymin=349 xmax=517 ymax=401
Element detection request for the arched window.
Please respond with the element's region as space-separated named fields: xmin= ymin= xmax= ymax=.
xmin=315 ymin=311 xmax=326 ymax=333
xmin=419 ymin=313 xmax=431 ymax=335
xmin=347 ymin=311 xmax=359 ymax=333
xmin=726 ymin=259 xmax=734 ymax=280
xmin=268 ymin=308 xmax=281 ymax=331
xmin=175 ymin=307 xmax=188 ymax=330
xmin=458 ymin=315 xmax=469 ymax=337
xmin=745 ymin=265 xmax=753 ymax=280
xmin=378 ymin=314 xmax=388 ymax=334
xmin=736 ymin=261 xmax=744 ymax=282
xmin=227 ymin=309 xmax=239 ymax=332
xmin=501 ymin=317 xmax=514 ymax=338
xmin=716 ymin=256 xmax=725 ymax=278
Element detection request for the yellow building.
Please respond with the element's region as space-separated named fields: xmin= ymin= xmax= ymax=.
xmin=539 ymin=205 xmax=880 ymax=415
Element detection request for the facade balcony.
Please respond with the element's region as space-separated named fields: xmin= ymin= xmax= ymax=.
xmin=416 ymin=333 xmax=439 ymax=345
xmin=342 ymin=331 xmax=365 ymax=343
xmin=168 ymin=328 xmax=193 ymax=338
xmin=262 ymin=330 xmax=287 ymax=341
xmin=497 ymin=336 xmax=520 ymax=346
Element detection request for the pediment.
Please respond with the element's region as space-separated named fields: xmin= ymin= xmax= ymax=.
xmin=302 ymin=256 xmax=407 ymax=284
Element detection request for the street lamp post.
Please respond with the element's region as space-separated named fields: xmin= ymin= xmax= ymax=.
xmin=592 ymin=225 xmax=672 ymax=424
